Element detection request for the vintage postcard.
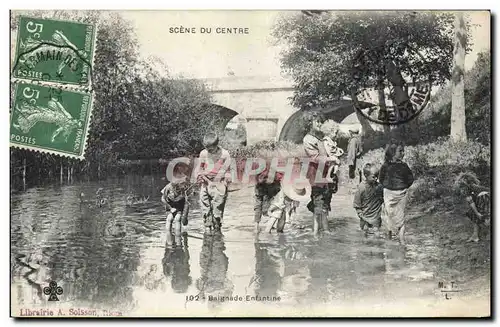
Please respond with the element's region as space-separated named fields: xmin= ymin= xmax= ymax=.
xmin=10 ymin=10 xmax=491 ymax=318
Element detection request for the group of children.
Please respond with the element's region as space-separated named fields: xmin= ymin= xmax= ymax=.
xmin=161 ymin=132 xmax=231 ymax=236
xmin=160 ymin=128 xmax=490 ymax=245
xmin=353 ymin=143 xmax=415 ymax=244
xmin=353 ymin=142 xmax=491 ymax=244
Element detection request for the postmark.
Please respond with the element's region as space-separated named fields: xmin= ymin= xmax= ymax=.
xmin=351 ymin=45 xmax=432 ymax=125
xmin=10 ymin=82 xmax=93 ymax=159
xmin=12 ymin=16 xmax=96 ymax=88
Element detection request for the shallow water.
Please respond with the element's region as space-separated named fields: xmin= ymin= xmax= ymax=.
xmin=11 ymin=175 xmax=451 ymax=315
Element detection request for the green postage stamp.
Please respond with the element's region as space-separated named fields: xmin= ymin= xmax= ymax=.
xmin=12 ymin=16 xmax=96 ymax=87
xmin=10 ymin=82 xmax=93 ymax=159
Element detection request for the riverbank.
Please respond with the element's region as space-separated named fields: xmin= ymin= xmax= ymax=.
xmin=406 ymin=200 xmax=491 ymax=295
xmin=338 ymin=138 xmax=491 ymax=307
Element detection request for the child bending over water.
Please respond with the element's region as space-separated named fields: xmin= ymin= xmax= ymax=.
xmin=265 ymin=181 xmax=309 ymax=234
xmin=161 ymin=178 xmax=190 ymax=242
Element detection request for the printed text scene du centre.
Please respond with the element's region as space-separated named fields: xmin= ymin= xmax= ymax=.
xmin=169 ymin=26 xmax=250 ymax=34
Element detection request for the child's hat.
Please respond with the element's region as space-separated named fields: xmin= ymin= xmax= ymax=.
xmin=282 ymin=180 xmax=311 ymax=202
xmin=332 ymin=147 xmax=344 ymax=157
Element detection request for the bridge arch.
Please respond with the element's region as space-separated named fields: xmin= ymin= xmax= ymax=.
xmin=202 ymin=75 xmax=298 ymax=145
xmin=200 ymin=76 xmax=375 ymax=145
xmin=278 ymin=100 xmax=374 ymax=144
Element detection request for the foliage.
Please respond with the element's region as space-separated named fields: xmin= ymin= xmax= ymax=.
xmin=230 ymin=140 xmax=305 ymax=161
xmin=272 ymin=11 xmax=467 ymax=109
xmin=348 ymin=49 xmax=490 ymax=154
xmin=399 ymin=50 xmax=491 ymax=146
xmin=464 ymin=51 xmax=491 ymax=143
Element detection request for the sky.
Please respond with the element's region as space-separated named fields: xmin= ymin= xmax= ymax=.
xmin=120 ymin=10 xmax=491 ymax=80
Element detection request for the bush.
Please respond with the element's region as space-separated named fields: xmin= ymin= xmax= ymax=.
xmin=230 ymin=140 xmax=305 ymax=161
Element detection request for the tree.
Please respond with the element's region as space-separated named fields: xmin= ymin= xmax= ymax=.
xmin=272 ymin=11 xmax=466 ymax=140
xmin=450 ymin=12 xmax=468 ymax=142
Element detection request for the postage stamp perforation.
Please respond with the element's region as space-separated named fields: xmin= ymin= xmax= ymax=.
xmin=10 ymin=77 xmax=93 ymax=94
xmin=9 ymin=142 xmax=85 ymax=160
xmin=78 ymin=88 xmax=95 ymax=161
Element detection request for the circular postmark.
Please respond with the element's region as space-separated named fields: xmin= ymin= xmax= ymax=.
xmin=351 ymin=44 xmax=432 ymax=125
xmin=13 ymin=43 xmax=94 ymax=91
xmin=12 ymin=17 xmax=96 ymax=90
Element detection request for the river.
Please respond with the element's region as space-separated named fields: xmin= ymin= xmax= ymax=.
xmin=10 ymin=175 xmax=489 ymax=317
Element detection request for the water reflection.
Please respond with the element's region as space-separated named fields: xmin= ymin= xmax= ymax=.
xmin=251 ymin=240 xmax=283 ymax=298
xmin=10 ymin=177 xmax=452 ymax=314
xmin=162 ymin=233 xmax=192 ymax=293
xmin=196 ymin=232 xmax=234 ymax=310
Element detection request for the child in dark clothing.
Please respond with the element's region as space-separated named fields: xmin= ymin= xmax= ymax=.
xmin=353 ymin=163 xmax=384 ymax=235
xmin=453 ymin=172 xmax=490 ymax=242
xmin=161 ymin=178 xmax=190 ymax=240
xmin=378 ymin=143 xmax=414 ymax=244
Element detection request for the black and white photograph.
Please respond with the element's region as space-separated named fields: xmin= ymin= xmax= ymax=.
xmin=9 ymin=9 xmax=491 ymax=318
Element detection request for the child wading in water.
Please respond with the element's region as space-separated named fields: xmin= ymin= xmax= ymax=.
xmin=379 ymin=143 xmax=414 ymax=245
xmin=353 ymin=163 xmax=384 ymax=235
xmin=453 ymin=172 xmax=490 ymax=242
xmin=254 ymin=167 xmax=282 ymax=233
xmin=161 ymin=177 xmax=190 ymax=245
xmin=197 ymin=132 xmax=231 ymax=234
xmin=265 ymin=181 xmax=309 ymax=234
xmin=321 ymin=120 xmax=343 ymax=196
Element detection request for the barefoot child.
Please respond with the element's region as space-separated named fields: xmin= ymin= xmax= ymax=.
xmin=378 ymin=143 xmax=414 ymax=244
xmin=303 ymin=112 xmax=336 ymax=235
xmin=161 ymin=178 xmax=190 ymax=240
xmin=265 ymin=181 xmax=311 ymax=234
xmin=197 ymin=132 xmax=232 ymax=234
xmin=353 ymin=163 xmax=384 ymax=235
xmin=453 ymin=172 xmax=490 ymax=242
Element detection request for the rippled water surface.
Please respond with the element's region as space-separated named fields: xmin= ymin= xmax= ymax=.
xmin=11 ymin=176 xmax=449 ymax=315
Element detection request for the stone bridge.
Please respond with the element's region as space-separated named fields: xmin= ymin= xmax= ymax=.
xmin=201 ymin=75 xmax=372 ymax=145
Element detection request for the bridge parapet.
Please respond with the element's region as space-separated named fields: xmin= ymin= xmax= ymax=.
xmin=201 ymin=75 xmax=294 ymax=93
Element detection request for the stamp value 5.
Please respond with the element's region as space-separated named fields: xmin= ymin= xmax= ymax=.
xmin=12 ymin=16 xmax=96 ymax=87
xmin=10 ymin=82 xmax=93 ymax=159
